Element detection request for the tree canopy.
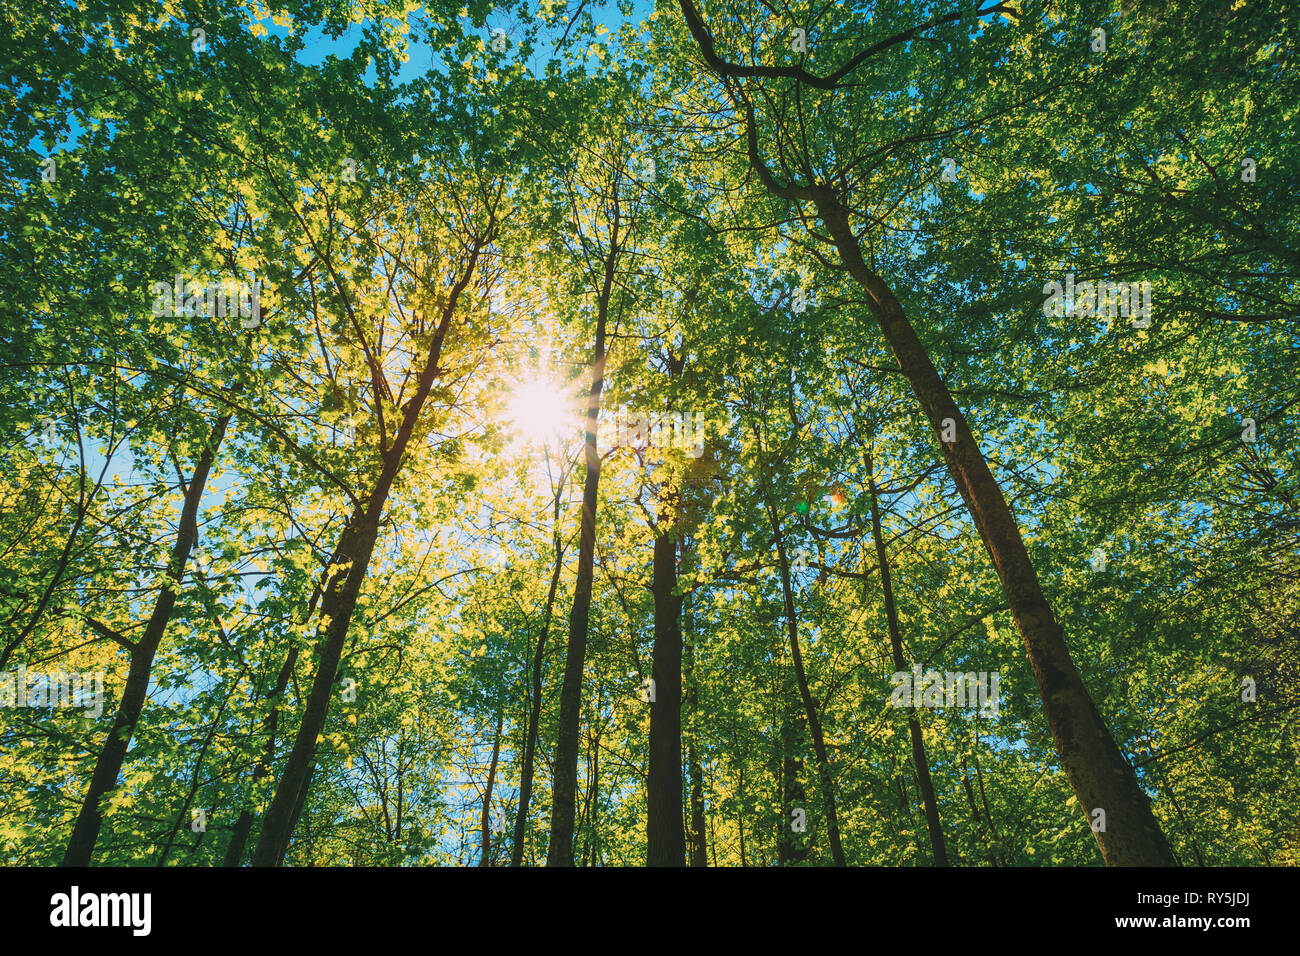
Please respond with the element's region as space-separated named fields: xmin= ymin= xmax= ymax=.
xmin=1 ymin=0 xmax=1296 ymax=867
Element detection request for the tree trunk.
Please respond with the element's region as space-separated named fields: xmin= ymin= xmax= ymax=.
xmin=250 ymin=479 xmax=389 ymax=866
xmin=778 ymin=708 xmax=809 ymax=864
xmin=973 ymin=750 xmax=1004 ymax=863
xmin=962 ymin=758 xmax=999 ymax=866
xmin=157 ymin=669 xmax=242 ymax=866
xmin=767 ymin=501 xmax=847 ymax=865
xmin=251 ymin=240 xmax=486 ymax=867
xmin=547 ymin=218 xmax=618 ymax=866
xmin=223 ymin=645 xmax=300 ymax=866
xmin=61 ymin=409 xmax=233 ymax=867
xmin=481 ymin=708 xmax=504 ymax=866
xmin=867 ymin=462 xmax=948 ymax=865
xmin=280 ymin=758 xmax=316 ymax=862
xmin=646 ymin=523 xmax=686 ymax=865
xmin=510 ymin=523 xmax=564 ymax=865
xmin=815 ymin=199 xmax=1174 ymax=866
xmin=684 ymin=631 xmax=708 ymax=867
xmin=577 ymin=720 xmax=601 ymax=867
xmin=736 ymin=761 xmax=746 ymax=867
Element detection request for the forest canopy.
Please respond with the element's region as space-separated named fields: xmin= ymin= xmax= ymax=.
xmin=0 ymin=0 xmax=1296 ymax=867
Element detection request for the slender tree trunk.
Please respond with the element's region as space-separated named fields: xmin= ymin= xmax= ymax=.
xmin=481 ymin=709 xmax=504 ymax=866
xmin=157 ymin=671 xmax=242 ymax=866
xmin=686 ymin=738 xmax=707 ymax=866
xmin=511 ymin=525 xmax=563 ymax=865
xmin=684 ymin=632 xmax=708 ymax=867
xmin=708 ymin=810 xmax=718 ymax=866
xmin=578 ymin=721 xmax=601 ymax=867
xmin=736 ymin=762 xmax=746 ymax=866
xmin=777 ymin=739 xmax=788 ymax=867
xmin=252 ymin=240 xmax=486 ymax=867
xmin=224 ymin=581 xmax=325 ymax=864
xmin=767 ymin=501 xmax=847 ymax=865
xmin=1151 ymin=760 xmax=1195 ymax=866
xmin=867 ymin=462 xmax=948 ymax=865
xmin=251 ymin=477 xmax=389 ymax=866
xmin=972 ymin=749 xmax=1004 ymax=863
xmin=61 ymin=409 xmax=233 ymax=867
xmin=223 ymin=645 xmax=300 ymax=866
xmin=962 ymin=758 xmax=998 ymax=866
xmin=813 ymin=200 xmax=1173 ymax=865
xmin=646 ymin=512 xmax=686 ymax=865
xmin=778 ymin=708 xmax=809 ymax=864
xmin=547 ymin=219 xmax=618 ymax=866
xmin=394 ymin=735 xmax=405 ymax=848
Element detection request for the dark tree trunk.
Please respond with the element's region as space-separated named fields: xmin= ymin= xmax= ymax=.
xmin=646 ymin=523 xmax=686 ymax=865
xmin=963 ymin=758 xmax=999 ymax=866
xmin=481 ymin=709 xmax=504 ymax=866
xmin=684 ymin=631 xmax=708 ymax=867
xmin=767 ymin=502 xmax=847 ymax=865
xmin=280 ymin=758 xmax=316 ymax=862
xmin=547 ymin=215 xmax=618 ymax=866
xmin=973 ymin=751 xmax=1004 ymax=863
xmin=547 ymin=380 xmax=602 ymax=867
xmin=577 ymin=720 xmax=601 ymax=867
xmin=867 ymin=462 xmax=948 ymax=865
xmin=250 ymin=471 xmax=393 ymax=866
xmin=1151 ymin=759 xmax=1198 ymax=865
xmin=224 ymin=645 xmax=300 ymax=866
xmin=157 ymin=670 xmax=242 ymax=867
xmin=61 ymin=409 xmax=233 ymax=867
xmin=736 ymin=761 xmax=746 ymax=867
xmin=252 ymin=239 xmax=487 ymax=867
xmin=511 ymin=523 xmax=564 ymax=865
xmin=778 ymin=709 xmax=809 ymax=864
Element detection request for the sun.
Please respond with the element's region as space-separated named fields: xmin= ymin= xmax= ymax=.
xmin=505 ymin=378 xmax=578 ymax=448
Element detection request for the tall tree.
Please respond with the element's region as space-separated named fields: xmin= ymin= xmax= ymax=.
xmin=251 ymin=189 xmax=501 ymax=865
xmin=867 ymin=455 xmax=948 ymax=866
xmin=670 ymin=0 xmax=1175 ymax=865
